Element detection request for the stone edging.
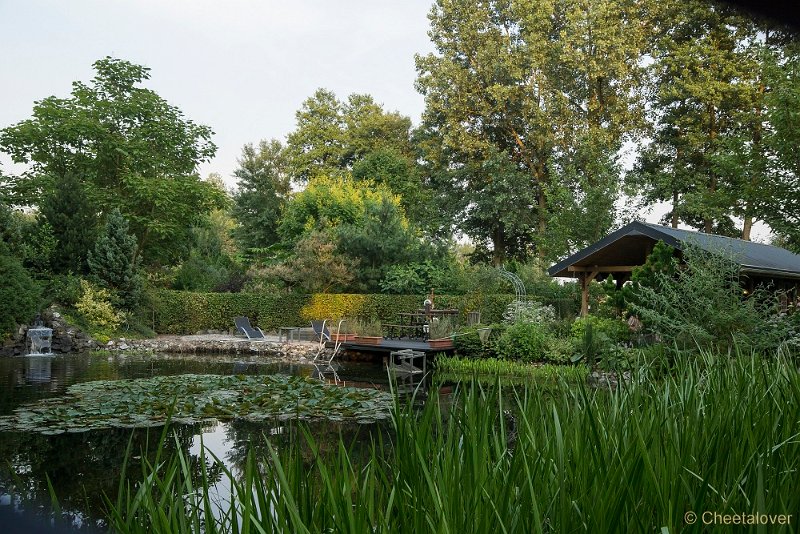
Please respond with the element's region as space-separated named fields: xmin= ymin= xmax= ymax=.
xmin=104 ymin=337 xmax=328 ymax=362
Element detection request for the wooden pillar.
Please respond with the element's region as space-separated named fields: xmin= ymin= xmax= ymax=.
xmin=580 ymin=273 xmax=589 ymax=317
xmin=579 ymin=271 xmax=600 ymax=317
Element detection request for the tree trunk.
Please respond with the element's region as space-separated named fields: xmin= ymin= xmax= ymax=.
xmin=536 ymin=181 xmax=547 ymax=260
xmin=742 ymin=215 xmax=753 ymax=241
xmin=672 ymin=190 xmax=679 ymax=228
xmin=580 ymin=274 xmax=590 ymax=317
xmin=705 ymin=101 xmax=717 ymax=235
xmin=491 ymin=225 xmax=505 ymax=266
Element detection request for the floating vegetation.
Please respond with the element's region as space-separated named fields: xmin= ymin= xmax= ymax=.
xmin=0 ymin=374 xmax=392 ymax=434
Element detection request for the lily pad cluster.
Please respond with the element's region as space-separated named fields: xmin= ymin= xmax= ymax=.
xmin=0 ymin=374 xmax=393 ymax=434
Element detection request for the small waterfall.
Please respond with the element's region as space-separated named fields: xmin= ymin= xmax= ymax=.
xmin=26 ymin=317 xmax=53 ymax=356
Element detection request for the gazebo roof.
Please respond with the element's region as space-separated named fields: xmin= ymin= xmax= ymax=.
xmin=548 ymin=221 xmax=800 ymax=281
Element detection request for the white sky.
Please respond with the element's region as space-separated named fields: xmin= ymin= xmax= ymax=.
xmin=0 ymin=0 xmax=435 ymax=187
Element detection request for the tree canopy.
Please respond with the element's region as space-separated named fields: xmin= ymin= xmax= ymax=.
xmin=0 ymin=57 xmax=226 ymax=265
xmin=231 ymin=139 xmax=291 ymax=255
xmin=416 ymin=0 xmax=649 ymax=264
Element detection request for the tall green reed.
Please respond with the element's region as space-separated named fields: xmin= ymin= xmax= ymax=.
xmin=107 ymin=352 xmax=800 ymax=533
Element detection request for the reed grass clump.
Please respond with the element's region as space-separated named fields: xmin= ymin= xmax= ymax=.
xmin=107 ymin=353 xmax=800 ymax=533
xmin=436 ymin=355 xmax=587 ymax=382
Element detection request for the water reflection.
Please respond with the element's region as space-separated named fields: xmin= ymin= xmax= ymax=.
xmin=0 ymin=352 xmax=421 ymax=530
xmin=24 ymin=355 xmax=54 ymax=384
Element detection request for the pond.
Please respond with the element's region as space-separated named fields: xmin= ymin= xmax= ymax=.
xmin=0 ymin=352 xmax=424 ymax=531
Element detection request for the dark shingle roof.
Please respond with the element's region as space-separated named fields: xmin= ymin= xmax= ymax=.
xmin=548 ymin=221 xmax=800 ymax=280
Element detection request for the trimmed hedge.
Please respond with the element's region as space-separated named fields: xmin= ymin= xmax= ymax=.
xmin=147 ymin=290 xmax=521 ymax=334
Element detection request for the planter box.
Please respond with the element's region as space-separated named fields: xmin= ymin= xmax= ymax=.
xmin=330 ymin=333 xmax=352 ymax=343
xmin=428 ymin=338 xmax=453 ymax=349
xmin=353 ymin=335 xmax=382 ymax=345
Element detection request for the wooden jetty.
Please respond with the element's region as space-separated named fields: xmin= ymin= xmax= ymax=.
xmin=330 ymin=338 xmax=455 ymax=355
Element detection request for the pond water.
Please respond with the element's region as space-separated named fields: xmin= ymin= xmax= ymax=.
xmin=0 ymin=352 xmax=424 ymax=531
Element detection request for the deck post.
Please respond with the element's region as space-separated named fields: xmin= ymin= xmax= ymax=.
xmin=579 ymin=270 xmax=600 ymax=317
xmin=580 ymin=273 xmax=589 ymax=317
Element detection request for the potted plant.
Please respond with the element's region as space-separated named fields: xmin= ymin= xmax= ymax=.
xmin=330 ymin=318 xmax=353 ymax=342
xmin=428 ymin=317 xmax=454 ymax=349
xmin=352 ymin=319 xmax=383 ymax=345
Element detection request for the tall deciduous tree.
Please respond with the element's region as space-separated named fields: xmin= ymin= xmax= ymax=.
xmin=0 ymin=57 xmax=225 ymax=265
xmin=416 ymin=0 xmax=648 ymax=263
xmin=284 ymin=90 xmax=433 ymax=226
xmin=629 ymin=1 xmax=752 ymax=234
xmin=764 ymin=38 xmax=800 ymax=250
xmin=628 ymin=1 xmax=799 ymax=241
xmin=231 ymin=139 xmax=290 ymax=255
xmin=285 ymin=89 xmax=346 ymax=183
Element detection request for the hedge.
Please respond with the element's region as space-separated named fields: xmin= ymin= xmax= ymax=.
xmin=147 ymin=291 xmax=528 ymax=335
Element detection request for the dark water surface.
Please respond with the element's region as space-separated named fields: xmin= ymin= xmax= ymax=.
xmin=0 ymin=352 xmax=407 ymax=531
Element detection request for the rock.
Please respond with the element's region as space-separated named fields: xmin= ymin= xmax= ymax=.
xmin=587 ymin=369 xmax=631 ymax=390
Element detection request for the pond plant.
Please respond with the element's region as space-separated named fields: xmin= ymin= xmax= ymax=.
xmin=0 ymin=374 xmax=393 ymax=434
xmin=101 ymin=353 xmax=798 ymax=533
xmin=435 ymin=355 xmax=587 ymax=382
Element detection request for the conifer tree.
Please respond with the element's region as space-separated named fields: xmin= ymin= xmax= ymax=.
xmin=231 ymin=140 xmax=290 ymax=255
xmin=87 ymin=209 xmax=141 ymax=310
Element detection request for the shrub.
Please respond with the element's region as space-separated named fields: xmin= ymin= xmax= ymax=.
xmin=629 ymin=246 xmax=782 ymax=353
xmin=46 ymin=274 xmax=84 ymax=307
xmin=544 ymin=336 xmax=574 ymax=363
xmin=75 ymin=280 xmax=123 ymax=331
xmin=494 ymin=322 xmax=550 ymax=362
xmin=453 ymin=327 xmax=485 ymax=359
xmin=570 ymin=316 xmax=630 ymax=344
xmin=454 ymin=323 xmax=519 ymax=360
xmin=0 ymin=249 xmax=41 ymax=337
xmin=502 ymin=300 xmax=556 ymax=324
xmin=569 ymin=316 xmax=632 ymax=368
xmin=172 ymin=255 xmax=234 ymax=292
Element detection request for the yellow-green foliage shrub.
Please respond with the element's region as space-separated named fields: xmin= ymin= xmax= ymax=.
xmin=300 ymin=294 xmax=370 ymax=321
xmin=75 ymin=280 xmax=123 ymax=330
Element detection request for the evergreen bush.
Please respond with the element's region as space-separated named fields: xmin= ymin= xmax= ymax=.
xmin=88 ymin=209 xmax=142 ymax=310
xmin=0 ymin=247 xmax=41 ymax=337
xmin=629 ymin=246 xmax=783 ymax=353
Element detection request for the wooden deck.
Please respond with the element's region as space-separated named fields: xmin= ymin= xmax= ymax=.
xmin=330 ymin=338 xmax=454 ymax=355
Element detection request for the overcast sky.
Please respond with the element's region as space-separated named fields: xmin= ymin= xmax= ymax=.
xmin=0 ymin=0 xmax=435 ymax=187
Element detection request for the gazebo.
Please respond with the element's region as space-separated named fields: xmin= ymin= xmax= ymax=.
xmin=548 ymin=221 xmax=800 ymax=316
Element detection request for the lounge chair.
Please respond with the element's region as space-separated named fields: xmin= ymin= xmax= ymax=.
xmin=311 ymin=319 xmax=345 ymax=364
xmin=234 ymin=316 xmax=266 ymax=340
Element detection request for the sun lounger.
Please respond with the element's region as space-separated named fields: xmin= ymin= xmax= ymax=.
xmin=234 ymin=316 xmax=266 ymax=340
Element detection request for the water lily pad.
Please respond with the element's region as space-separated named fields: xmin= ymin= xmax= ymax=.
xmin=0 ymin=374 xmax=392 ymax=434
